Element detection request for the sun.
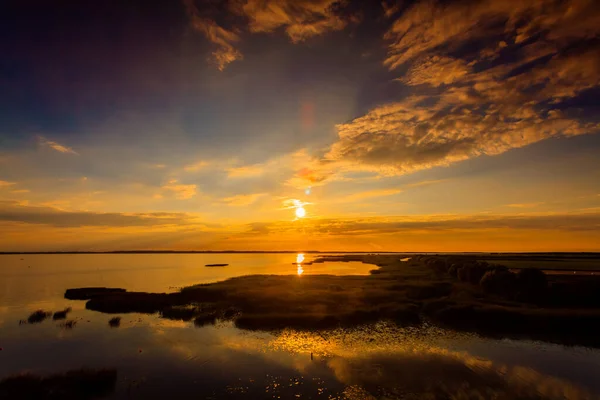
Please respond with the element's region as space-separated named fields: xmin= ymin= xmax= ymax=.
xmin=295 ymin=206 xmax=306 ymax=218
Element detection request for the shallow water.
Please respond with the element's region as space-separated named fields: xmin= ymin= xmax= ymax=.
xmin=1 ymin=254 xmax=600 ymax=399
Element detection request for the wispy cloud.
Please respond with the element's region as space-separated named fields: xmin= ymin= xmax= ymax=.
xmin=161 ymin=179 xmax=197 ymax=200
xmin=242 ymin=212 xmax=600 ymax=237
xmin=223 ymin=193 xmax=267 ymax=206
xmin=184 ymin=0 xmax=242 ymax=71
xmin=184 ymin=160 xmax=209 ymax=172
xmin=37 ymin=136 xmax=78 ymax=155
xmin=183 ymin=0 xmax=356 ymax=70
xmin=0 ymin=200 xmax=200 ymax=227
xmin=404 ymin=179 xmax=449 ymax=189
xmin=0 ymin=180 xmax=16 ymax=188
xmin=240 ymin=0 xmax=350 ymax=43
xmin=226 ymin=164 xmax=266 ymax=178
xmin=506 ymin=202 xmax=545 ymax=209
xmin=344 ymin=188 xmax=402 ymax=202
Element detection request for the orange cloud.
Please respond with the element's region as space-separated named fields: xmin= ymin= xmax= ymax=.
xmin=403 ymin=55 xmax=470 ymax=87
xmin=0 ymin=180 xmax=15 ymax=188
xmin=223 ymin=193 xmax=267 ymax=206
xmin=343 ymin=188 xmax=402 ymax=202
xmin=240 ymin=0 xmax=349 ymax=43
xmin=37 ymin=136 xmax=78 ymax=155
xmin=184 ymin=160 xmax=209 ymax=172
xmin=325 ymin=99 xmax=597 ymax=176
xmin=184 ymin=0 xmax=242 ymax=70
xmin=384 ymin=1 xmax=600 ymax=70
xmin=506 ymin=203 xmax=545 ymax=209
xmin=161 ymin=179 xmax=197 ymax=199
xmin=183 ymin=0 xmax=356 ymax=70
xmin=0 ymin=200 xmax=200 ymax=227
xmin=311 ymin=0 xmax=600 ymax=178
xmin=226 ymin=164 xmax=266 ymax=178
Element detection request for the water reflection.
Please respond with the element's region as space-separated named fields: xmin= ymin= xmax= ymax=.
xmin=2 ymin=254 xmax=600 ymax=399
xmin=296 ymin=253 xmax=304 ymax=275
xmin=2 ymin=309 xmax=600 ymax=399
xmin=207 ymin=322 xmax=600 ymax=399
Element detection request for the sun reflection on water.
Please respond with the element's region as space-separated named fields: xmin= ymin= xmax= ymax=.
xmin=296 ymin=253 xmax=304 ymax=275
xmin=213 ymin=322 xmax=597 ymax=400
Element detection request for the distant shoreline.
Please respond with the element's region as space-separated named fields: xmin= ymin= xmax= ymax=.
xmin=2 ymin=251 xmax=600 ymax=255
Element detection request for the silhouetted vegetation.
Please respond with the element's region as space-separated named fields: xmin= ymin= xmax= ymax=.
xmin=480 ymin=269 xmax=517 ymax=295
xmin=58 ymin=320 xmax=77 ymax=329
xmin=0 ymin=369 xmax=117 ymax=400
xmin=205 ymin=263 xmax=228 ymax=267
xmin=193 ymin=313 xmax=217 ymax=327
xmin=161 ymin=305 xmax=217 ymax=321
xmin=515 ymin=268 xmax=548 ymax=301
xmin=108 ymin=317 xmax=121 ymax=327
xmin=27 ymin=310 xmax=52 ymax=324
xmin=52 ymin=307 xmax=72 ymax=320
xmin=64 ymin=287 xmax=126 ymax=300
xmin=64 ymin=254 xmax=600 ymax=347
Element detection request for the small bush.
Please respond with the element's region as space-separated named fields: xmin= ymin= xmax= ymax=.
xmin=457 ymin=265 xmax=488 ymax=285
xmin=515 ymin=268 xmax=548 ymax=302
xmin=406 ymin=283 xmax=453 ymax=300
xmin=517 ymin=268 xmax=547 ymax=292
xmin=194 ymin=313 xmax=217 ymax=327
xmin=447 ymin=264 xmax=459 ymax=277
xmin=427 ymin=258 xmax=447 ymax=273
xmin=161 ymin=306 xmax=199 ymax=321
xmin=480 ymin=269 xmax=518 ymax=296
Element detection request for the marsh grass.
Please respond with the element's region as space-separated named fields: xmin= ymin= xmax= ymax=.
xmin=58 ymin=320 xmax=77 ymax=329
xmin=27 ymin=310 xmax=52 ymax=324
xmin=193 ymin=313 xmax=217 ymax=327
xmin=52 ymin=307 xmax=72 ymax=320
xmin=65 ymin=254 xmax=600 ymax=346
xmin=64 ymin=288 xmax=126 ymax=300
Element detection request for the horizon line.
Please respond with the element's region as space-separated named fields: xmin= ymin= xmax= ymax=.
xmin=1 ymin=250 xmax=600 ymax=255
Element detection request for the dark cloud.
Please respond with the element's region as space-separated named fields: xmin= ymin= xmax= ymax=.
xmin=0 ymin=201 xmax=198 ymax=228
xmin=184 ymin=0 xmax=243 ymax=70
xmin=244 ymin=213 xmax=600 ymax=236
xmin=184 ymin=0 xmax=356 ymax=70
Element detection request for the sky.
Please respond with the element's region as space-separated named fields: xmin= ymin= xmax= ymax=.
xmin=1 ymin=0 xmax=600 ymax=252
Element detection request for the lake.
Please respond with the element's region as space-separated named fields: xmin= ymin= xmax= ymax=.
xmin=1 ymin=254 xmax=600 ymax=399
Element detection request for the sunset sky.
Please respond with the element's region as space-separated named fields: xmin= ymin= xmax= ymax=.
xmin=1 ymin=0 xmax=600 ymax=251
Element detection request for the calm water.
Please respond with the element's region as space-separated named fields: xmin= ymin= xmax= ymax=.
xmin=1 ymin=254 xmax=600 ymax=399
